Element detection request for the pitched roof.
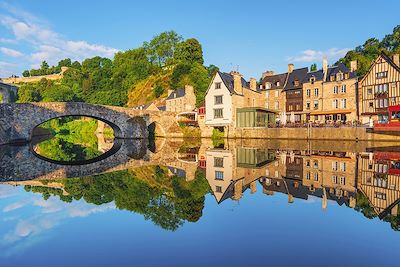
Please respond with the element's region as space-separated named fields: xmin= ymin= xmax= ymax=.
xmin=261 ymin=73 xmax=288 ymax=90
xmin=359 ymin=51 xmax=400 ymax=84
xmin=284 ymin=67 xmax=308 ymax=91
xmin=166 ymin=88 xmax=186 ymax=100
xmin=218 ymin=71 xmax=250 ymax=95
xmin=326 ymin=63 xmax=357 ymax=80
xmin=304 ymin=69 xmax=324 ymax=83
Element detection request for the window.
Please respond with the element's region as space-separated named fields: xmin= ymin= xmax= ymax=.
xmin=265 ymin=82 xmax=271 ymax=89
xmin=314 ymin=161 xmax=318 ymax=168
xmin=337 ymin=72 xmax=343 ymax=81
xmin=374 ymin=84 xmax=389 ymax=93
xmin=214 ymin=157 xmax=223 ymax=167
xmin=306 ymin=89 xmax=311 ymax=97
xmin=333 ymin=86 xmax=338 ymax=94
xmin=306 ymin=172 xmax=310 ymax=180
xmin=332 ymin=99 xmax=339 ymax=109
xmin=313 ymin=100 xmax=319 ymax=109
xmin=375 ymin=192 xmax=386 ymax=200
xmin=306 ymin=101 xmax=311 ymax=109
xmin=314 ymin=88 xmax=319 ymax=96
xmin=275 ymin=90 xmax=279 ymax=97
xmin=294 ymin=80 xmax=299 ymax=86
xmin=314 ymin=173 xmax=319 ymax=181
xmin=341 ymin=84 xmax=346 ymax=93
xmin=332 ymin=175 xmax=338 ymax=184
xmin=340 ymin=162 xmax=346 ymax=171
xmin=375 ymin=98 xmax=389 ymax=108
xmin=376 ymin=71 xmax=388 ymax=79
xmin=332 ymin=161 xmax=338 ymax=171
xmin=215 ymin=82 xmax=221 ymax=89
xmin=341 ymin=99 xmax=347 ymax=109
xmin=276 ymin=81 xmax=280 ymax=87
xmin=215 ymin=171 xmax=224 ymax=180
xmin=214 ymin=95 xmax=223 ymax=105
xmin=216 ymin=186 xmax=222 ymax=193
xmin=369 ymin=102 xmax=374 ymax=108
xmin=340 ymin=176 xmax=346 ymax=185
xmin=367 ymin=88 xmax=373 ymax=95
xmin=306 ymin=160 xmax=310 ymax=167
xmin=310 ymin=77 xmax=315 ymax=84
xmin=296 ymin=104 xmax=301 ymax=110
xmin=214 ymin=108 xmax=223 ymax=118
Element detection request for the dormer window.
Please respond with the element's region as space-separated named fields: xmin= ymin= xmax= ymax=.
xmin=276 ymin=81 xmax=280 ymax=87
xmin=330 ymin=75 xmax=334 ymax=81
xmin=294 ymin=80 xmax=299 ymax=86
xmin=336 ymin=72 xmax=343 ymax=81
xmin=265 ymin=82 xmax=271 ymax=89
xmin=310 ymin=77 xmax=315 ymax=84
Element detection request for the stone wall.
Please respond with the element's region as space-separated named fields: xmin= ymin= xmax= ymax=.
xmin=1 ymin=67 xmax=68 ymax=84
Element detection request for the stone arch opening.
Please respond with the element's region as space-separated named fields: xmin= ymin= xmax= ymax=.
xmin=29 ymin=115 xmax=123 ymax=166
xmin=148 ymin=121 xmax=166 ymax=138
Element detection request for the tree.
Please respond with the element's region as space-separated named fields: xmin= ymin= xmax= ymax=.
xmin=310 ymin=63 xmax=317 ymax=71
xmin=207 ymin=65 xmax=219 ymax=78
xmin=174 ymin=38 xmax=204 ymax=64
xmin=42 ymin=84 xmax=78 ymax=102
xmin=154 ymin=84 xmax=164 ymax=98
xmin=71 ymin=61 xmax=82 ymax=70
xmin=18 ymin=84 xmax=41 ymax=102
xmin=41 ymin=61 xmax=49 ymax=72
xmin=58 ymin=58 xmax=72 ymax=68
xmin=143 ymin=31 xmax=183 ymax=67
xmin=22 ymin=70 xmax=30 ymax=77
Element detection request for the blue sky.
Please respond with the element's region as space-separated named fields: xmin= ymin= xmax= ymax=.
xmin=0 ymin=0 xmax=399 ymax=79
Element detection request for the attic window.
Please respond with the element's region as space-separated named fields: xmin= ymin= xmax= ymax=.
xmin=215 ymin=82 xmax=221 ymax=89
xmin=294 ymin=80 xmax=299 ymax=86
xmin=276 ymin=81 xmax=280 ymax=86
xmin=336 ymin=72 xmax=343 ymax=81
xmin=265 ymin=82 xmax=271 ymax=89
xmin=310 ymin=77 xmax=315 ymax=84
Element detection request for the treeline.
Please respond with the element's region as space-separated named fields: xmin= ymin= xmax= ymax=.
xmin=337 ymin=25 xmax=400 ymax=76
xmin=22 ymin=59 xmax=77 ymax=77
xmin=18 ymin=31 xmax=219 ymax=107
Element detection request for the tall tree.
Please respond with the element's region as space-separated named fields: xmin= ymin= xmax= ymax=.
xmin=143 ymin=31 xmax=183 ymax=67
xmin=174 ymin=38 xmax=204 ymax=64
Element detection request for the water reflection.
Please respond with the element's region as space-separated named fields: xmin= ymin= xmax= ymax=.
xmin=1 ymin=139 xmax=400 ymax=232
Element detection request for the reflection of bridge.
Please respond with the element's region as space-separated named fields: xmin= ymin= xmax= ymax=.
xmin=0 ymin=139 xmax=184 ymax=182
xmin=0 ymin=102 xmax=182 ymax=145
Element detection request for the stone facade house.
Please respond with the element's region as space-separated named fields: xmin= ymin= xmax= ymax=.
xmin=166 ymin=85 xmax=196 ymax=113
xmin=284 ymin=65 xmax=308 ymax=122
xmin=303 ymin=58 xmax=358 ymax=123
xmin=359 ymin=52 xmax=400 ymax=125
xmin=260 ymin=71 xmax=287 ymax=122
xmin=132 ymin=102 xmax=160 ymax=111
xmin=204 ymin=71 xmax=275 ymax=133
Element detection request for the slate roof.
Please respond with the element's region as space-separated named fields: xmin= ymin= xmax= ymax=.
xmin=303 ymin=69 xmax=324 ymax=83
xmin=284 ymin=67 xmax=308 ymax=91
xmin=326 ymin=63 xmax=357 ymax=80
xmin=166 ymin=88 xmax=186 ymax=100
xmin=261 ymin=73 xmax=288 ymax=90
xmin=218 ymin=71 xmax=250 ymax=95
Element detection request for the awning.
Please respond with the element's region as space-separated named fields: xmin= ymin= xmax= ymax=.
xmin=310 ymin=109 xmax=355 ymax=115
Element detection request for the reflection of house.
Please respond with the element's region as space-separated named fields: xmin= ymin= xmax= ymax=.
xmin=204 ymin=71 xmax=275 ymax=133
xmin=359 ymin=52 xmax=400 ymax=124
xmin=358 ymin=152 xmax=400 ymax=217
xmin=205 ymin=146 xmax=276 ymax=203
xmin=260 ymin=150 xmax=357 ymax=208
xmin=166 ymin=85 xmax=196 ymax=113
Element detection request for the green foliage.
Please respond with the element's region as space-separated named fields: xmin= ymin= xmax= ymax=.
xmin=18 ymin=84 xmax=42 ymax=102
xmin=0 ymin=93 xmax=3 ymax=103
xmin=310 ymin=63 xmax=317 ymax=71
xmin=354 ymin=191 xmax=377 ymax=219
xmin=22 ymin=70 xmax=30 ymax=77
xmin=42 ymin=84 xmax=78 ymax=102
xmin=207 ymin=64 xmax=219 ymax=78
xmin=337 ymin=25 xmax=400 ymax=76
xmin=154 ymin=84 xmax=164 ymax=98
xmin=143 ymin=31 xmax=183 ymax=67
xmin=174 ymin=38 xmax=204 ymax=64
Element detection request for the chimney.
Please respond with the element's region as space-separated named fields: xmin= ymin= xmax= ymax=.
xmin=184 ymin=84 xmax=194 ymax=96
xmin=262 ymin=70 xmax=275 ymax=79
xmin=350 ymin=60 xmax=358 ymax=72
xmin=322 ymin=57 xmax=328 ymax=74
xmin=249 ymin=78 xmax=257 ymax=91
xmin=288 ymin=64 xmax=294 ymax=74
xmin=393 ymin=54 xmax=400 ymax=67
xmin=231 ymin=71 xmax=243 ymax=94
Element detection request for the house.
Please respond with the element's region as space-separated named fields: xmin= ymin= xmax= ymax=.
xmin=359 ymin=52 xmax=400 ymax=125
xmin=260 ymin=71 xmax=288 ymax=122
xmin=303 ymin=58 xmax=358 ymax=123
xmin=283 ymin=65 xmax=308 ymax=123
xmin=132 ymin=102 xmax=160 ymax=111
xmin=204 ymin=71 xmax=276 ymax=133
xmin=166 ymin=85 xmax=196 ymax=113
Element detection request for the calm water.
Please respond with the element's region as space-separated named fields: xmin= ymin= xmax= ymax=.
xmin=0 ymin=136 xmax=399 ymax=267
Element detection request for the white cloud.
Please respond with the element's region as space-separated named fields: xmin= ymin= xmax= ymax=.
xmin=0 ymin=3 xmax=119 ymax=76
xmin=287 ymin=48 xmax=350 ymax=63
xmin=0 ymin=47 xmax=23 ymax=57
xmin=3 ymin=201 xmax=27 ymax=212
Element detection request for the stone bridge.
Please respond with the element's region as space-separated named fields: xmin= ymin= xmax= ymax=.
xmin=0 ymin=82 xmax=17 ymax=104
xmin=0 ymin=102 xmax=182 ymax=145
xmin=0 ymin=138 xmax=184 ymax=182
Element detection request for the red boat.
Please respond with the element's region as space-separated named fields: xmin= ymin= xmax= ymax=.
xmin=374 ymin=105 xmax=400 ymax=131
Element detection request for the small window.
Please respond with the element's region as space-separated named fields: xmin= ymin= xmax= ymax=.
xmin=367 ymin=88 xmax=373 ymax=95
xmin=339 ymin=176 xmax=346 ymax=185
xmin=306 ymin=89 xmax=311 ymax=97
xmin=332 ymin=175 xmax=338 ymax=184
xmin=215 ymin=82 xmax=221 ymax=89
xmin=265 ymin=82 xmax=271 ymax=89
xmin=214 ymin=95 xmax=223 ymax=105
xmin=341 ymin=84 xmax=346 ymax=93
xmin=276 ymin=81 xmax=280 ymax=87
xmin=314 ymin=88 xmax=319 ymax=96
xmin=369 ymin=102 xmax=374 ymax=108
xmin=306 ymin=101 xmax=311 ymax=109
xmin=294 ymin=80 xmax=300 ymax=86
xmin=314 ymin=161 xmax=318 ymax=168
xmin=214 ymin=157 xmax=223 ymax=167
xmin=341 ymin=99 xmax=347 ymax=109
xmin=214 ymin=108 xmax=223 ymax=118
xmin=376 ymin=71 xmax=388 ymax=79
xmin=313 ymin=100 xmax=319 ymax=109
xmin=306 ymin=172 xmax=310 ymax=180
xmin=333 ymin=86 xmax=338 ymax=94
xmin=215 ymin=171 xmax=224 ymax=180
xmin=216 ymin=186 xmax=222 ymax=193
xmin=314 ymin=173 xmax=319 ymax=181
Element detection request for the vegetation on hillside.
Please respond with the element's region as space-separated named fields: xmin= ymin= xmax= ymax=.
xmin=24 ymin=167 xmax=210 ymax=231
xmin=337 ymin=25 xmax=400 ymax=76
xmin=17 ymin=31 xmax=219 ymax=107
